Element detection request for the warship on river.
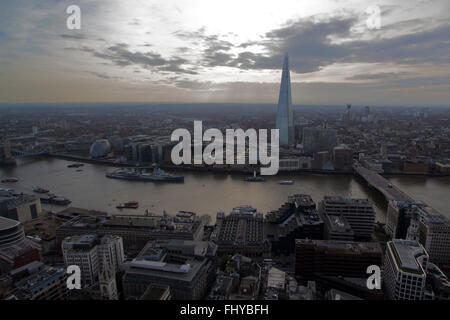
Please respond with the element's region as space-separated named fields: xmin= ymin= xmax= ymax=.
xmin=105 ymin=166 xmax=184 ymax=182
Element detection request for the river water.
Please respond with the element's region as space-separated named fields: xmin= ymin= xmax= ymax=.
xmin=1 ymin=158 xmax=449 ymax=222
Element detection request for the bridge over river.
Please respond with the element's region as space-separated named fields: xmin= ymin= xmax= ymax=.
xmin=354 ymin=162 xmax=414 ymax=202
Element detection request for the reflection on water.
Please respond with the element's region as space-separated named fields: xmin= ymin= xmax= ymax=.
xmin=1 ymin=158 xmax=449 ymax=222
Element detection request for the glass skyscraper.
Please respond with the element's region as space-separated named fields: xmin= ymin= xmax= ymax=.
xmin=276 ymin=54 xmax=294 ymax=146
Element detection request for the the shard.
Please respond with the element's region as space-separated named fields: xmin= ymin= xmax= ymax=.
xmin=276 ymin=54 xmax=294 ymax=146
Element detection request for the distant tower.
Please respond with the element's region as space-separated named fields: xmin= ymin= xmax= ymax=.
xmin=99 ymin=254 xmax=118 ymax=300
xmin=276 ymin=54 xmax=294 ymax=146
xmin=346 ymin=104 xmax=352 ymax=122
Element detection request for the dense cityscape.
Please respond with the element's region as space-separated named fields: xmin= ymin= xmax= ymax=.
xmin=1 ymin=54 xmax=449 ymax=302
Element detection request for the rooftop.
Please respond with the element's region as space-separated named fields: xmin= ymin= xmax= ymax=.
xmin=0 ymin=216 xmax=21 ymax=231
xmin=123 ymin=257 xmax=208 ymax=282
xmin=389 ymin=239 xmax=427 ymax=275
xmin=323 ymin=196 xmax=371 ymax=206
xmin=296 ymin=239 xmax=381 ymax=254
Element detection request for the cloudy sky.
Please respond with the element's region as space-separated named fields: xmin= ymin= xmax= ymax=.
xmin=1 ymin=0 xmax=449 ymax=105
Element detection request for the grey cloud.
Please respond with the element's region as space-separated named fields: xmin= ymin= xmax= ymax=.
xmin=86 ymin=71 xmax=111 ymax=79
xmin=173 ymin=27 xmax=235 ymax=67
xmin=60 ymin=34 xmax=86 ymax=40
xmin=176 ymin=16 xmax=450 ymax=75
xmin=80 ymin=43 xmax=198 ymax=74
xmin=347 ymin=72 xmax=415 ymax=80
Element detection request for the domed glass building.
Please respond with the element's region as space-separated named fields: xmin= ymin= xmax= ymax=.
xmin=90 ymin=139 xmax=111 ymax=158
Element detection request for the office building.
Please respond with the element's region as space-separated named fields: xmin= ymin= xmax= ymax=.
xmin=386 ymin=201 xmax=450 ymax=267
xmin=384 ymin=239 xmax=428 ymax=300
xmin=418 ymin=206 xmax=450 ymax=267
xmin=311 ymin=151 xmax=333 ymax=170
xmin=266 ymin=195 xmax=324 ymax=255
xmin=323 ymin=214 xmax=354 ymax=241
xmin=6 ymin=261 xmax=68 ymax=300
xmin=294 ymin=239 xmax=382 ymax=281
xmin=386 ymin=200 xmax=422 ymax=239
xmin=0 ymin=191 xmax=41 ymax=223
xmin=140 ymin=284 xmax=171 ymax=300
xmin=276 ymin=54 xmax=294 ymax=146
xmin=122 ymin=239 xmax=215 ymax=299
xmin=89 ymin=139 xmax=111 ymax=158
xmin=333 ymin=145 xmax=353 ymax=172
xmin=61 ymin=234 xmax=124 ymax=288
xmin=302 ymin=126 xmax=338 ymax=155
xmin=211 ymin=206 xmax=268 ymax=259
xmin=56 ymin=212 xmax=204 ymax=251
xmin=319 ymin=196 xmax=375 ymax=241
xmin=0 ymin=216 xmax=41 ymax=274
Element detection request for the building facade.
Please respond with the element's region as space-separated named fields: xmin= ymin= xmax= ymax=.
xmin=211 ymin=206 xmax=268 ymax=259
xmin=62 ymin=234 xmax=124 ymax=288
xmin=319 ymin=196 xmax=375 ymax=241
xmin=294 ymin=239 xmax=382 ymax=281
xmin=384 ymin=239 xmax=428 ymax=300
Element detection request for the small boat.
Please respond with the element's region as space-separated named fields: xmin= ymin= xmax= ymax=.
xmin=244 ymin=171 xmax=264 ymax=182
xmin=279 ymin=180 xmax=294 ymax=185
xmin=40 ymin=194 xmax=56 ymax=203
xmin=116 ymin=201 xmax=139 ymax=209
xmin=33 ymin=186 xmax=50 ymax=193
xmin=51 ymin=196 xmax=72 ymax=205
xmin=67 ymin=163 xmax=84 ymax=168
xmin=1 ymin=178 xmax=19 ymax=183
xmin=76 ymin=169 xmax=83 ymax=172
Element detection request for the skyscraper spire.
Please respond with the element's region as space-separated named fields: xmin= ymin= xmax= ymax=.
xmin=276 ymin=54 xmax=294 ymax=145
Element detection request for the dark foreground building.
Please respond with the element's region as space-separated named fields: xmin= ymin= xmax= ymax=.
xmin=294 ymin=239 xmax=382 ymax=281
xmin=266 ymin=195 xmax=324 ymax=255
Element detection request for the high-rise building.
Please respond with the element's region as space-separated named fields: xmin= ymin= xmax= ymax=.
xmin=333 ymin=145 xmax=353 ymax=172
xmin=62 ymin=235 xmax=99 ymax=288
xmin=386 ymin=201 xmax=450 ymax=267
xmin=384 ymin=239 xmax=428 ymax=300
xmin=302 ymin=126 xmax=338 ymax=155
xmin=61 ymin=234 xmax=124 ymax=288
xmin=346 ymin=104 xmax=352 ymax=122
xmin=418 ymin=207 xmax=450 ymax=267
xmin=276 ymin=54 xmax=294 ymax=146
xmin=319 ymin=196 xmax=375 ymax=241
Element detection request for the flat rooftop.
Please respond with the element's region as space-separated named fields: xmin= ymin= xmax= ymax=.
xmin=323 ymin=196 xmax=371 ymax=205
xmin=296 ymin=239 xmax=381 ymax=254
xmin=389 ymin=239 xmax=427 ymax=275
xmin=123 ymin=258 xmax=208 ymax=283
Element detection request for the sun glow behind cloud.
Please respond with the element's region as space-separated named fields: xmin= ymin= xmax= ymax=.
xmin=0 ymin=0 xmax=450 ymax=104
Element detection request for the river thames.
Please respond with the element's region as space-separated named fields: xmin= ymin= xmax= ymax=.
xmin=1 ymin=158 xmax=449 ymax=222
